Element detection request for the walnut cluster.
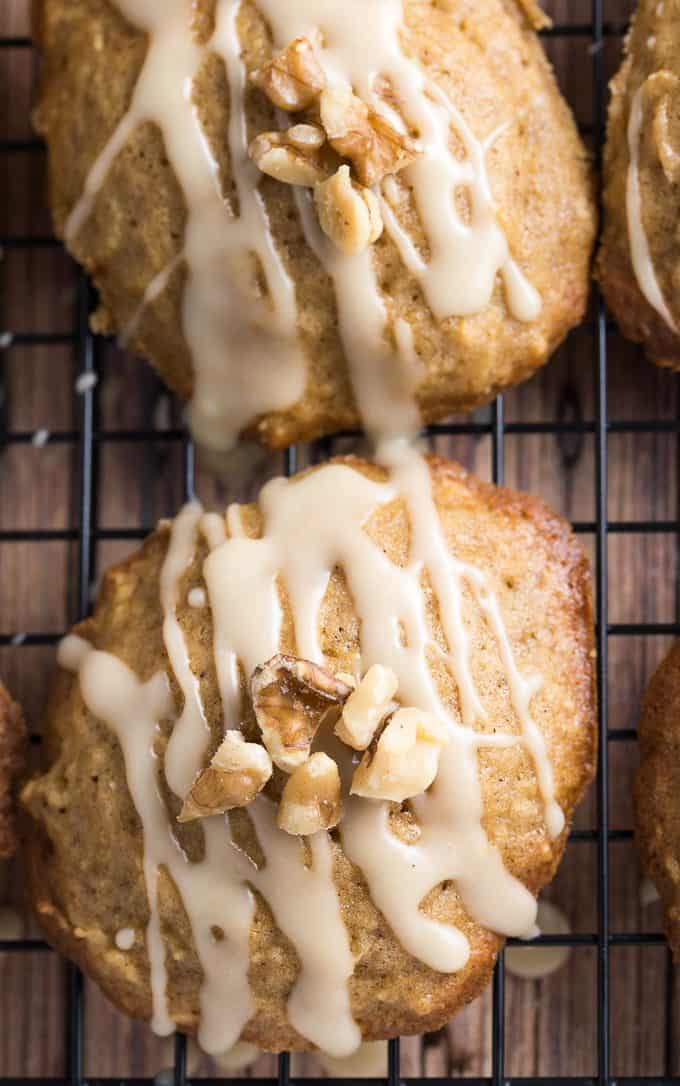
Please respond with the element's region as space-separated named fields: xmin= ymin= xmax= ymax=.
xmin=247 ymin=37 xmax=421 ymax=256
xmin=179 ymin=654 xmax=448 ymax=838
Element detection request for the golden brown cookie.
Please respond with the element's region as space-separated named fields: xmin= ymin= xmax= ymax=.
xmin=635 ymin=639 xmax=680 ymax=958
xmin=0 ymin=681 xmax=27 ymax=860
xmin=598 ymin=0 xmax=680 ymax=369
xmin=22 ymin=455 xmax=596 ymax=1053
xmin=34 ymin=0 xmax=595 ymax=450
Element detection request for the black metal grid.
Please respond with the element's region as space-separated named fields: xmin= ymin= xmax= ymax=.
xmin=1 ymin=1 xmax=678 ymax=1083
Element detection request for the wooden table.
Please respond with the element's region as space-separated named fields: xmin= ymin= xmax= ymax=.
xmin=1 ymin=0 xmax=678 ymax=1079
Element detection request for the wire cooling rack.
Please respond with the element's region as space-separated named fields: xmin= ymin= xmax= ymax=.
xmin=2 ymin=0 xmax=680 ymax=1083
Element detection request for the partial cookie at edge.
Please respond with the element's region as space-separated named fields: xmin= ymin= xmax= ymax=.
xmin=634 ymin=639 xmax=680 ymax=959
xmin=0 ymin=680 xmax=28 ymax=859
xmin=597 ymin=0 xmax=680 ymax=368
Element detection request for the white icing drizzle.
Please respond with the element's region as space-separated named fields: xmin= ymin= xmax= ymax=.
xmin=248 ymin=801 xmax=360 ymax=1055
xmin=201 ymin=512 xmax=227 ymax=550
xmin=64 ymin=643 xmax=256 ymax=1053
xmin=626 ymin=83 xmax=678 ymax=334
xmin=257 ymin=0 xmax=542 ymax=323
xmin=504 ymin=900 xmax=571 ymax=980
xmin=57 ymin=634 xmax=94 ymax=672
xmin=67 ymin=0 xmax=306 ymax=453
xmin=120 ymin=256 xmax=182 ymax=349
xmin=319 ymin=1040 xmax=388 ymax=1078
xmin=212 ymin=1041 xmax=260 ymax=1071
xmin=295 ymin=187 xmax=421 ymax=446
xmin=160 ymin=502 xmax=211 ymax=796
xmin=66 ymin=0 xmax=541 ymax=451
xmin=201 ymin=459 xmax=560 ymax=979
xmin=78 ymin=652 xmax=178 ymax=1038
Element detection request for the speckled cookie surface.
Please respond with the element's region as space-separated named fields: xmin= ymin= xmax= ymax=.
xmin=34 ymin=0 xmax=595 ymax=449
xmin=0 ymin=681 xmax=27 ymax=860
xmin=598 ymin=0 xmax=680 ymax=369
xmin=635 ymin=640 xmax=680 ymax=958
xmin=22 ymin=456 xmax=596 ymax=1051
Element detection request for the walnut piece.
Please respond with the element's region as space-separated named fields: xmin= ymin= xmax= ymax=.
xmin=277 ymin=752 xmax=343 ymax=835
xmin=249 ymin=130 xmax=329 ymax=187
xmin=178 ymin=732 xmax=273 ymax=822
xmin=251 ymin=37 xmax=326 ymax=112
xmin=251 ymin=655 xmax=353 ymax=772
xmin=335 ymin=664 xmax=398 ymax=750
xmin=287 ymin=123 xmax=326 ymax=151
xmin=350 ymin=708 xmax=448 ymax=803
xmin=314 ymin=165 xmax=383 ymax=256
xmin=319 ymin=83 xmax=421 ymax=187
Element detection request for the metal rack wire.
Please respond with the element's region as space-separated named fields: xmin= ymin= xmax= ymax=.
xmin=1 ymin=0 xmax=679 ymax=1083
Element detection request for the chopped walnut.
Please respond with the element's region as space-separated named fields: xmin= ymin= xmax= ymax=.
xmin=178 ymin=732 xmax=273 ymax=822
xmin=251 ymin=37 xmax=326 ymax=112
xmin=249 ymin=130 xmax=329 ymax=187
xmin=314 ymin=165 xmax=383 ymax=255
xmin=335 ymin=664 xmax=398 ymax=750
xmin=251 ymin=655 xmax=353 ymax=772
xmin=287 ymin=123 xmax=326 ymax=151
xmin=350 ymin=708 xmax=448 ymax=803
xmin=277 ymin=752 xmax=343 ymax=835
xmin=319 ymin=83 xmax=421 ymax=187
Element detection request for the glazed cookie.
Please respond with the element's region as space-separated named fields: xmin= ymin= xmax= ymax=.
xmin=635 ymin=640 xmax=680 ymax=958
xmin=598 ymin=0 xmax=680 ymax=368
xmin=0 ymin=681 xmax=27 ymax=859
xmin=34 ymin=0 xmax=595 ymax=451
xmin=23 ymin=454 xmax=596 ymax=1055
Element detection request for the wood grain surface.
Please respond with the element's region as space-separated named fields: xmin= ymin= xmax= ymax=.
xmin=1 ymin=0 xmax=678 ymax=1079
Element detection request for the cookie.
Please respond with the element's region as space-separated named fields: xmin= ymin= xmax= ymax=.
xmin=34 ymin=0 xmax=595 ymax=450
xmin=598 ymin=0 xmax=680 ymax=368
xmin=23 ymin=454 xmax=596 ymax=1055
xmin=635 ymin=639 xmax=680 ymax=958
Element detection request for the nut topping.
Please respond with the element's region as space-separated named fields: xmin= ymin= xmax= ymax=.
xmin=350 ymin=708 xmax=448 ymax=803
xmin=248 ymin=131 xmax=329 ymax=187
xmin=178 ymin=731 xmax=273 ymax=822
xmin=249 ymin=41 xmax=418 ymax=249
xmin=335 ymin=664 xmax=398 ymax=750
xmin=251 ymin=37 xmax=326 ymax=112
xmin=287 ymin=123 xmax=326 ymax=152
xmin=277 ymin=752 xmax=343 ymax=836
xmin=251 ymin=655 xmax=353 ymax=772
xmin=314 ymin=165 xmax=384 ymax=256
xmin=319 ymin=83 xmax=421 ymax=187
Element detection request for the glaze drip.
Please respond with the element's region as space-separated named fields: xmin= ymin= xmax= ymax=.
xmin=67 ymin=0 xmax=306 ymax=453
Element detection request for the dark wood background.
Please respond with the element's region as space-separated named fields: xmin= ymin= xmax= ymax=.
xmin=2 ymin=0 xmax=679 ymax=1078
